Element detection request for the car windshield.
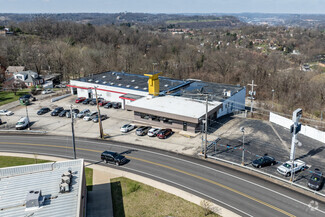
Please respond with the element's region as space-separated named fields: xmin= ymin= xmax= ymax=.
xmin=17 ymin=121 xmax=25 ymax=125
xmin=85 ymin=114 xmax=91 ymax=117
xmin=283 ymin=163 xmax=291 ymax=169
xmin=256 ymin=158 xmax=263 ymax=163
xmin=122 ymin=124 xmax=129 ymax=128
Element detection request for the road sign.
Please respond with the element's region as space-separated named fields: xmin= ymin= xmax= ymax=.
xmin=292 ymin=108 xmax=302 ymax=122
xmin=290 ymin=123 xmax=302 ymax=134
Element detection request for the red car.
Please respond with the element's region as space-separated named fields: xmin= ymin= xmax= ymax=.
xmin=99 ymin=100 xmax=109 ymax=106
xmin=75 ymin=97 xmax=86 ymax=103
xmin=157 ymin=129 xmax=173 ymax=139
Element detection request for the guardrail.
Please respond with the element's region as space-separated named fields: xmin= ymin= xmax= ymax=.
xmin=198 ymin=153 xmax=325 ymax=198
xmin=51 ymin=94 xmax=71 ymax=102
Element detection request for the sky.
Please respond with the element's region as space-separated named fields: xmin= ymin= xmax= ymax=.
xmin=1 ymin=0 xmax=325 ymax=14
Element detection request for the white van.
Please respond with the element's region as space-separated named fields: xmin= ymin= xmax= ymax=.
xmin=16 ymin=117 xmax=29 ymax=130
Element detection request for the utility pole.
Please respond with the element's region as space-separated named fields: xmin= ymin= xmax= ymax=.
xmin=272 ymin=89 xmax=275 ymax=109
xmin=204 ymin=94 xmax=208 ymax=158
xmin=70 ymin=104 xmax=76 ymax=159
xmin=240 ymin=127 xmax=245 ymax=165
xmin=94 ymin=87 xmax=104 ymax=139
xmin=247 ymin=80 xmax=257 ymax=114
xmin=25 ymin=101 xmax=30 ymax=130
xmin=290 ymin=108 xmax=302 ymax=182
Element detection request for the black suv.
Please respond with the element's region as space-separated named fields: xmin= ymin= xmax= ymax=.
xmin=112 ymin=102 xmax=122 ymax=109
xmin=51 ymin=107 xmax=64 ymax=116
xmin=308 ymin=168 xmax=323 ymax=191
xmin=101 ymin=151 xmax=127 ymax=166
xmin=37 ymin=107 xmax=51 ymax=115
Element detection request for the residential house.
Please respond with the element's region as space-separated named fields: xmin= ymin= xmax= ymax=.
xmin=5 ymin=66 xmax=25 ymax=79
xmin=13 ymin=70 xmax=44 ymax=87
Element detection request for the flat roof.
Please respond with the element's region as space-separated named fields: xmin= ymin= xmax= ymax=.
xmin=0 ymin=159 xmax=84 ymax=217
xmin=127 ymin=95 xmax=222 ymax=120
xmin=78 ymin=71 xmax=184 ymax=92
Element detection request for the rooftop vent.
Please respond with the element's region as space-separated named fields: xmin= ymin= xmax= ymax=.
xmin=88 ymin=79 xmax=93 ymax=82
xmin=103 ymin=81 xmax=107 ymax=84
xmin=118 ymin=84 xmax=122 ymax=86
xmin=112 ymin=72 xmax=116 ymax=75
xmin=95 ymin=80 xmax=99 ymax=83
xmin=131 ymin=80 xmax=135 ymax=83
xmin=164 ymin=84 xmax=169 ymax=87
xmin=25 ymin=190 xmax=45 ymax=210
xmin=223 ymin=89 xmax=232 ymax=97
xmin=102 ymin=76 xmax=106 ymax=78
xmin=134 ymin=86 xmax=139 ymax=89
xmin=110 ymin=82 xmax=114 ymax=85
xmin=143 ymin=87 xmax=147 ymax=90
xmin=116 ymin=76 xmax=121 ymax=80
xmin=126 ymin=85 xmax=131 ymax=88
xmin=59 ymin=170 xmax=72 ymax=193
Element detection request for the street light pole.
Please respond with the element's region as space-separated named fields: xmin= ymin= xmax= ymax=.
xmin=94 ymin=87 xmax=104 ymax=139
xmin=25 ymin=103 xmax=30 ymax=130
xmin=70 ymin=104 xmax=76 ymax=159
xmin=240 ymin=127 xmax=245 ymax=165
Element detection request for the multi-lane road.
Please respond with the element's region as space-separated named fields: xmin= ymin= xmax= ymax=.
xmin=0 ymin=134 xmax=324 ymax=217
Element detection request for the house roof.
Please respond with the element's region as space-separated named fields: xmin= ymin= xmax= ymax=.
xmin=6 ymin=66 xmax=25 ymax=73
xmin=0 ymin=159 xmax=84 ymax=217
xmin=14 ymin=70 xmax=43 ymax=83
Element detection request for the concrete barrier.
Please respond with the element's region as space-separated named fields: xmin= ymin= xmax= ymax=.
xmin=51 ymin=94 xmax=72 ymax=102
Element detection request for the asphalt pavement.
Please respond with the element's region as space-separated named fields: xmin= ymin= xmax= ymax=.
xmin=0 ymin=134 xmax=324 ymax=217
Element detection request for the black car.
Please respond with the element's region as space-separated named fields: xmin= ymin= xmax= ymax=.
xmin=37 ymin=107 xmax=51 ymax=115
xmin=101 ymin=151 xmax=127 ymax=166
xmin=19 ymin=94 xmax=36 ymax=101
xmin=51 ymin=107 xmax=64 ymax=116
xmin=135 ymin=126 xmax=152 ymax=136
xmin=104 ymin=102 xmax=113 ymax=109
xmin=308 ymin=169 xmax=323 ymax=191
xmin=89 ymin=98 xmax=97 ymax=106
xmin=59 ymin=109 xmax=70 ymax=117
xmin=252 ymin=155 xmax=276 ymax=168
xmin=112 ymin=102 xmax=122 ymax=109
xmin=82 ymin=98 xmax=92 ymax=105
xmin=66 ymin=109 xmax=80 ymax=118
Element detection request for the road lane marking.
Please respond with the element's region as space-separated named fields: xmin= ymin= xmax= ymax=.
xmin=0 ymin=141 xmax=295 ymax=217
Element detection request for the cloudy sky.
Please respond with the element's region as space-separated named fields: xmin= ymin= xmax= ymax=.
xmin=1 ymin=0 xmax=325 ymax=14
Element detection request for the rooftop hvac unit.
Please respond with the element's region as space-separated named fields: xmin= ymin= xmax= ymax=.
xmin=25 ymin=190 xmax=45 ymax=210
xmin=126 ymin=85 xmax=131 ymax=88
xmin=112 ymin=72 xmax=116 ymax=75
xmin=143 ymin=87 xmax=147 ymax=90
xmin=95 ymin=80 xmax=99 ymax=83
xmin=103 ymin=81 xmax=107 ymax=84
xmin=59 ymin=170 xmax=72 ymax=193
xmin=88 ymin=79 xmax=93 ymax=82
xmin=164 ymin=84 xmax=169 ymax=87
xmin=134 ymin=86 xmax=139 ymax=89
xmin=116 ymin=76 xmax=121 ymax=80
xmin=131 ymin=80 xmax=135 ymax=83
xmin=110 ymin=82 xmax=114 ymax=85
xmin=118 ymin=84 xmax=122 ymax=86
xmin=102 ymin=76 xmax=106 ymax=78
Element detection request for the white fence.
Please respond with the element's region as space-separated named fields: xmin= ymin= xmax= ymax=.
xmin=269 ymin=112 xmax=325 ymax=143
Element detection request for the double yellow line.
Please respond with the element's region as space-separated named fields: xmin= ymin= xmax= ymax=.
xmin=0 ymin=141 xmax=295 ymax=217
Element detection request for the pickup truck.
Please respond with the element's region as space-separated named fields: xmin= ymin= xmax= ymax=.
xmin=277 ymin=160 xmax=306 ymax=177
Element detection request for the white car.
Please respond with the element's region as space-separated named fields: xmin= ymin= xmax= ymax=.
xmin=0 ymin=109 xmax=14 ymax=116
xmin=120 ymin=124 xmax=136 ymax=133
xmin=83 ymin=111 xmax=98 ymax=121
xmin=277 ymin=160 xmax=306 ymax=177
xmin=41 ymin=89 xmax=53 ymax=95
xmin=148 ymin=128 xmax=161 ymax=137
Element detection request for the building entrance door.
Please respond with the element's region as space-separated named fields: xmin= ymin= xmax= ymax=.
xmin=183 ymin=122 xmax=187 ymax=131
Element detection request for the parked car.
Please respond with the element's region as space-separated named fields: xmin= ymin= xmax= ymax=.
xmin=51 ymin=107 xmax=64 ymax=116
xmin=54 ymin=84 xmax=66 ymax=88
xmin=89 ymin=99 xmax=97 ymax=106
xmin=99 ymin=100 xmax=109 ymax=106
xmin=277 ymin=160 xmax=306 ymax=177
xmin=75 ymin=97 xmax=86 ymax=103
xmin=104 ymin=102 xmax=113 ymax=109
xmin=0 ymin=109 xmax=14 ymax=116
xmin=252 ymin=155 xmax=276 ymax=168
xmin=19 ymin=94 xmax=36 ymax=101
xmin=77 ymin=109 xmax=90 ymax=118
xmin=120 ymin=124 xmax=136 ymax=133
xmin=66 ymin=109 xmax=80 ymax=118
xmin=112 ymin=102 xmax=122 ymax=109
xmin=37 ymin=107 xmax=51 ymax=115
xmin=16 ymin=117 xmax=29 ymax=130
xmin=41 ymin=89 xmax=53 ymax=95
xmin=83 ymin=111 xmax=98 ymax=121
xmin=59 ymin=109 xmax=70 ymax=117
xmin=157 ymin=129 xmax=173 ymax=139
xmin=101 ymin=150 xmax=127 ymax=166
xmin=82 ymin=98 xmax=92 ymax=105
xmin=135 ymin=126 xmax=152 ymax=136
xmin=92 ymin=114 xmax=108 ymax=123
xmin=308 ymin=169 xmax=324 ymax=191
xmin=147 ymin=128 xmax=161 ymax=137
xmin=0 ymin=118 xmax=2 ymax=125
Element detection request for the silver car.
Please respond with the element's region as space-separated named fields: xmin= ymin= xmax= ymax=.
xmin=77 ymin=109 xmax=90 ymax=118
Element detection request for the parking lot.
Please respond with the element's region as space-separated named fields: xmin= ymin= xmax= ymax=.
xmin=1 ymin=94 xmax=325 ymax=193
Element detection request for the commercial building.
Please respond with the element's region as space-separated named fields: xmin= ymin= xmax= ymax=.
xmin=0 ymin=159 xmax=86 ymax=217
xmin=69 ymin=71 xmax=246 ymax=133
